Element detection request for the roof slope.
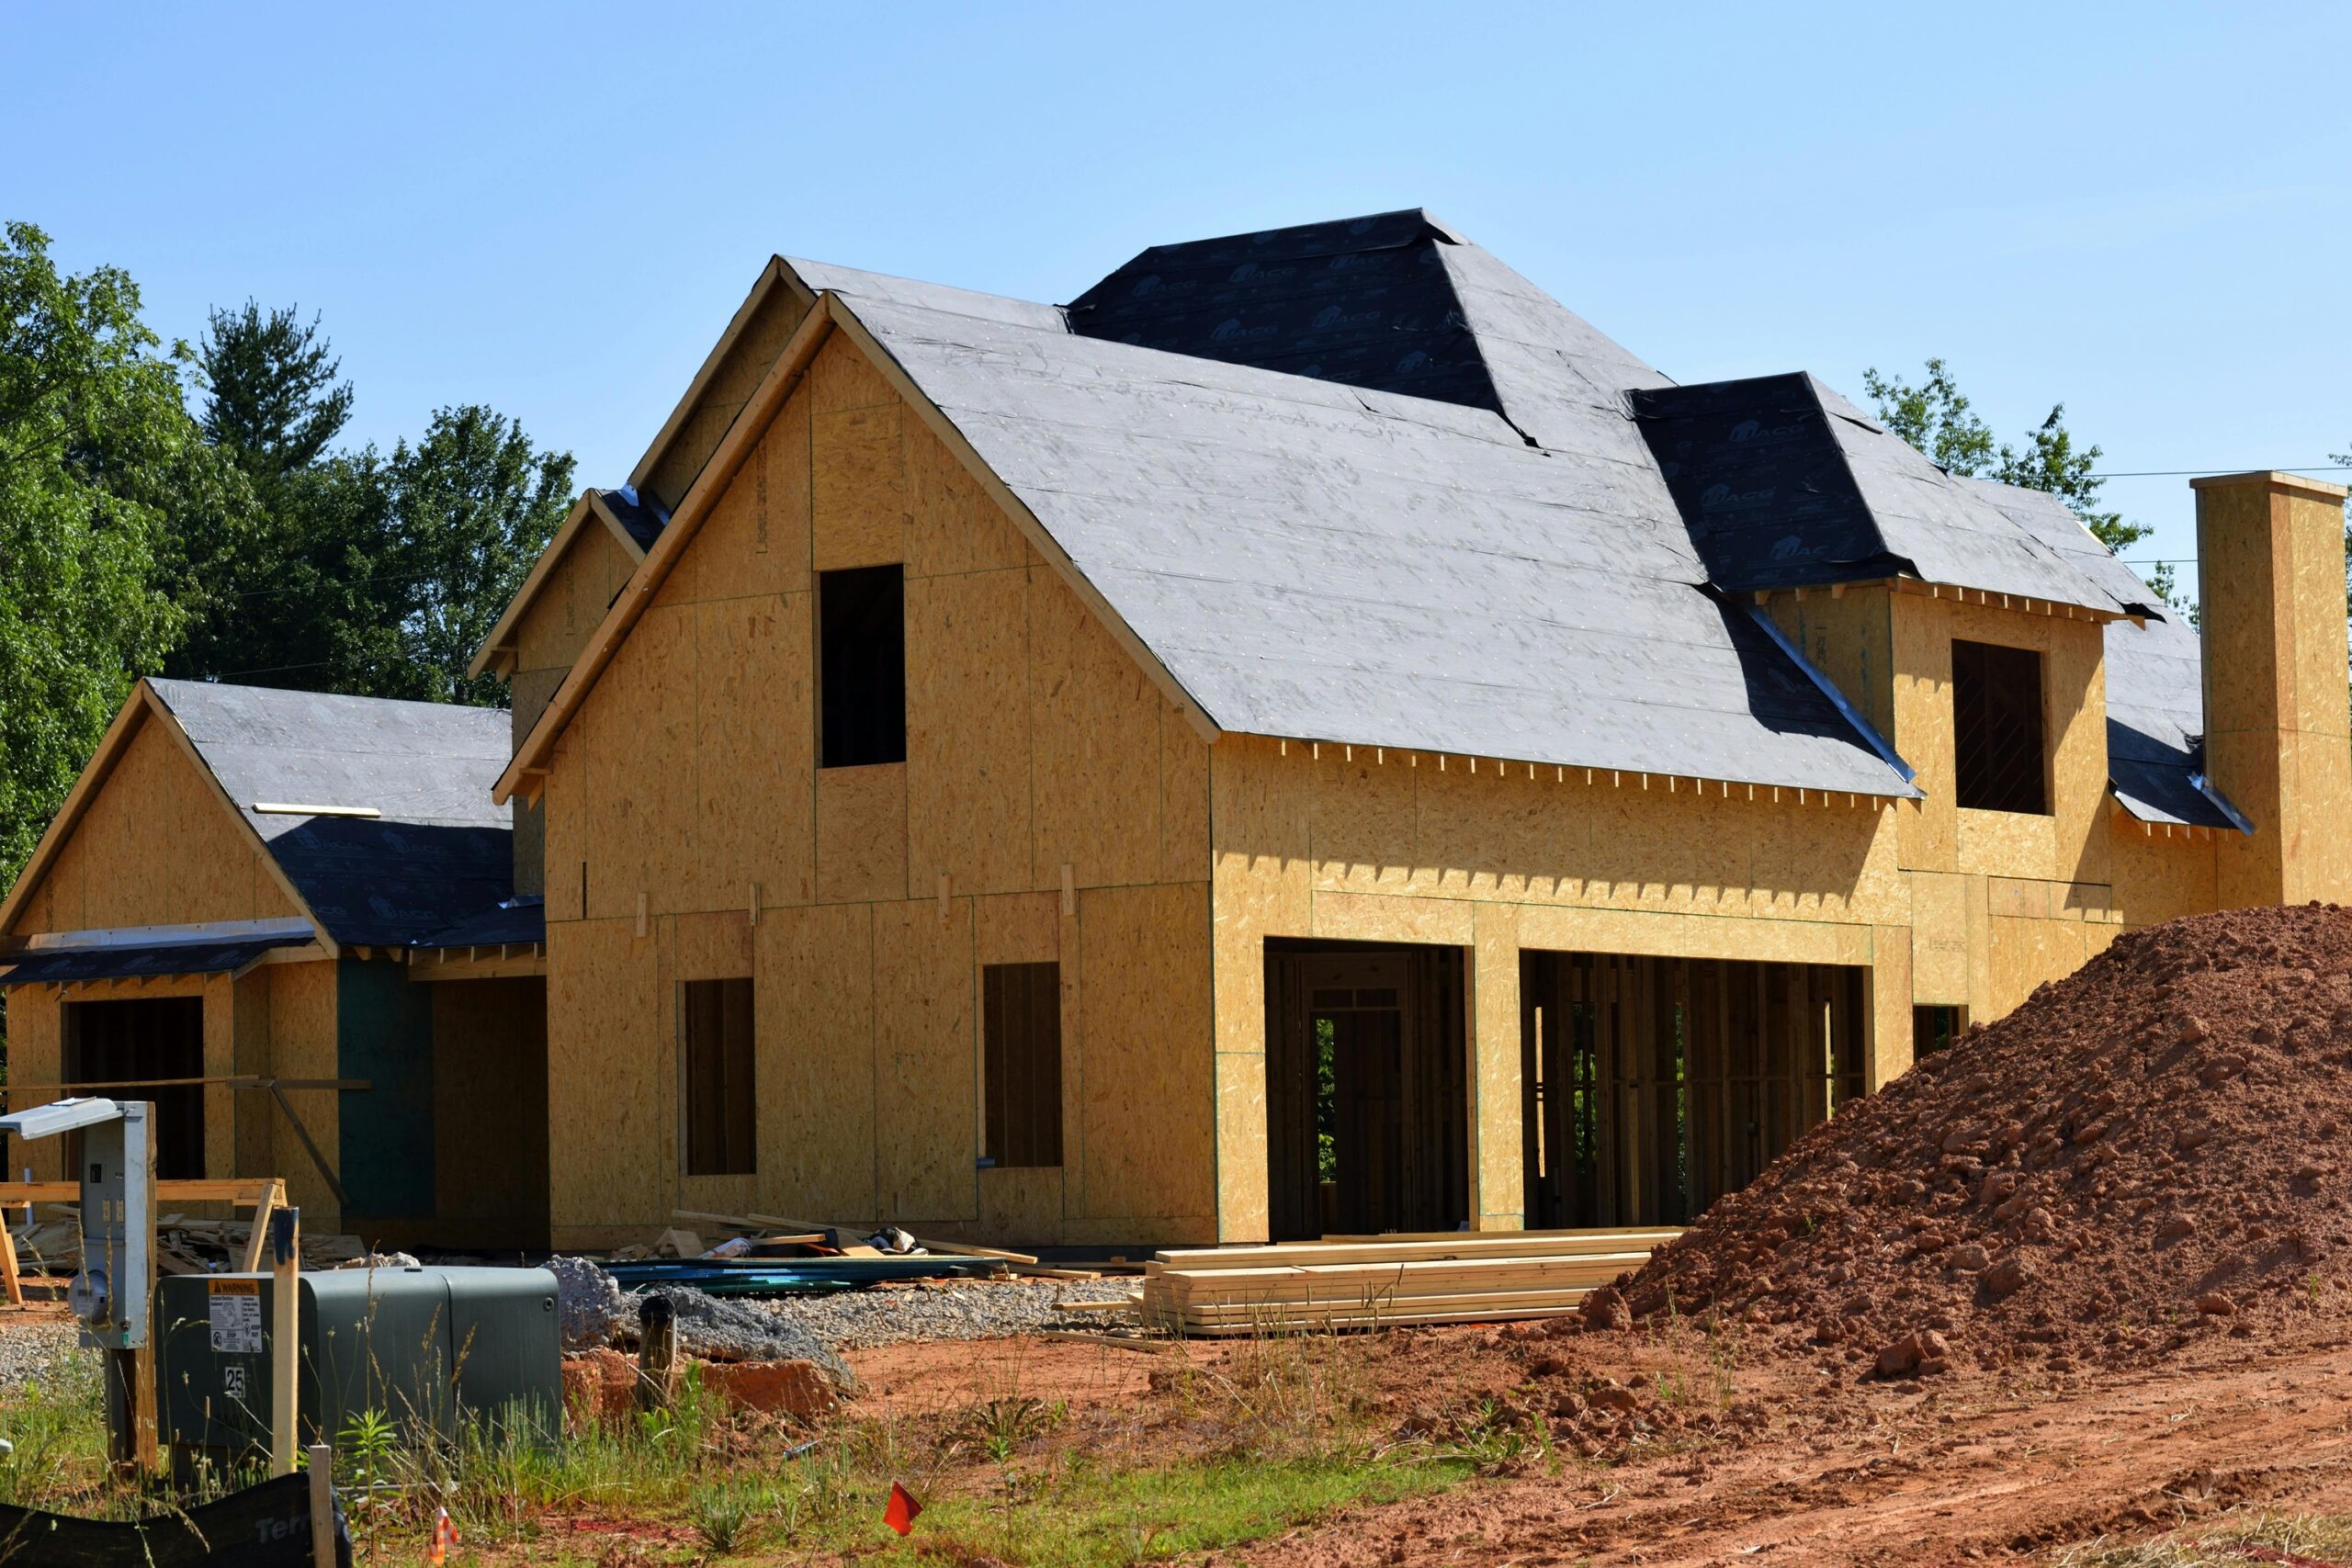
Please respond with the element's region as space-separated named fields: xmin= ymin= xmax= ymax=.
xmin=2101 ymin=614 xmax=2238 ymax=829
xmin=848 ymin=292 xmax=1914 ymax=795
xmin=149 ymin=680 xmax=515 ymax=945
xmin=1632 ymin=375 xmax=2134 ymax=613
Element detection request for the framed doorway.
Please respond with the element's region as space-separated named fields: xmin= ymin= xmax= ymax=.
xmin=1264 ymin=942 xmax=1467 ymax=1242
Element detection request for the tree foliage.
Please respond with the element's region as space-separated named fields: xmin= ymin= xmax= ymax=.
xmin=1863 ymin=358 xmax=2180 ymax=610
xmin=198 ymin=300 xmax=353 ymax=481
xmin=1 ymin=220 xmax=578 ymax=891
xmin=0 ymin=222 xmax=192 ymax=879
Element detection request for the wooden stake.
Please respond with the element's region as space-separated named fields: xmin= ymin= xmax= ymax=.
xmin=636 ymin=1294 xmax=678 ymax=1413
xmin=270 ymin=1204 xmax=300 ymax=1478
xmin=307 ymin=1442 xmax=334 ymax=1567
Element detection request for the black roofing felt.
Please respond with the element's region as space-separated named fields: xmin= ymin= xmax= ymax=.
xmin=601 ymin=486 xmax=667 ymax=551
xmin=411 ymin=896 xmax=546 ymax=951
xmin=0 ymin=934 xmax=309 ymax=986
xmin=146 ymin=680 xmax=517 ymax=946
xmin=1632 ymin=375 xmax=1912 ymax=591
xmin=1066 ymin=209 xmax=1505 ymax=414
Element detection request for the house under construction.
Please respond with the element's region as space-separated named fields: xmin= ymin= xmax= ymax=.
xmin=5 ymin=210 xmax=2346 ymax=1251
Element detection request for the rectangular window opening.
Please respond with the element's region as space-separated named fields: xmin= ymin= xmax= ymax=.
xmin=1913 ymin=1004 xmax=1965 ymax=1058
xmin=819 ymin=564 xmax=906 ymax=768
xmin=982 ymin=962 xmax=1062 ymax=1168
xmin=1951 ymin=638 xmax=2047 ymax=814
xmin=682 ymin=977 xmax=756 ymax=1176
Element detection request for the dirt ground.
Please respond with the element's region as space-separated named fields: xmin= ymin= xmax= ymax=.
xmin=847 ymin=1317 xmax=2352 ymax=1566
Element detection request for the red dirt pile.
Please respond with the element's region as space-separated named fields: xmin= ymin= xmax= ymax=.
xmin=1608 ymin=903 xmax=2352 ymax=1376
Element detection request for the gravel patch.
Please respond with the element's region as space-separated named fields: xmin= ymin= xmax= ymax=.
xmin=0 ymin=1323 xmax=84 ymax=1388
xmin=751 ymin=1278 xmax=1136 ymax=1352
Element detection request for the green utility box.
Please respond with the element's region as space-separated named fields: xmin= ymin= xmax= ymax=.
xmin=156 ymin=1266 xmax=559 ymax=1477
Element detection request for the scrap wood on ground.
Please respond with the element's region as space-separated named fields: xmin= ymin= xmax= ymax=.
xmin=1603 ymin=903 xmax=2352 ymax=1379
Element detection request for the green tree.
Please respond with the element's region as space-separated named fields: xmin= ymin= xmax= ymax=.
xmin=0 ymin=221 xmax=192 ymax=882
xmin=284 ymin=406 xmax=573 ymax=705
xmin=198 ymin=300 xmax=353 ymax=481
xmin=170 ymin=308 xmax=573 ymax=704
xmin=1863 ymin=358 xmax=2179 ymax=610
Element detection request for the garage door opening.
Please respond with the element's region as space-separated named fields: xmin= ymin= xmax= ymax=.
xmin=62 ymin=996 xmax=206 ymax=1179
xmin=1520 ymin=953 xmax=1867 ymax=1228
xmin=1264 ymin=942 xmax=1467 ymax=1242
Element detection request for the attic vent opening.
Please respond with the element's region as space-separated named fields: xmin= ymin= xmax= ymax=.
xmin=1951 ymin=639 xmax=2047 ymax=815
xmin=819 ymin=565 xmax=906 ymax=769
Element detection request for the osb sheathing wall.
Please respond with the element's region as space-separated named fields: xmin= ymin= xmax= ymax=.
xmin=0 ymin=710 xmax=341 ymax=1222
xmin=539 ymin=333 xmax=1216 ymax=1248
xmin=2195 ymin=475 xmax=2352 ymax=908
xmin=1208 ymin=735 xmax=1910 ymax=1241
xmin=507 ymin=521 xmax=640 ymax=897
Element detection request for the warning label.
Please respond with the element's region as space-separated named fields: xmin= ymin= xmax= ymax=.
xmin=207 ymin=1278 xmax=263 ymax=1355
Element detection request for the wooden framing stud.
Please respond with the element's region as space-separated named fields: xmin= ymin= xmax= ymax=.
xmin=1060 ymin=862 xmax=1076 ymax=917
xmin=749 ymin=882 xmax=761 ymax=926
xmin=937 ymin=873 xmax=951 ymax=920
xmin=636 ymin=892 xmax=649 ymax=939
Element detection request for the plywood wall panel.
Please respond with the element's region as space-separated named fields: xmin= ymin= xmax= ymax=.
xmin=1077 ymin=881 xmax=1214 ymax=1224
xmin=546 ymin=916 xmax=666 ymax=1239
xmin=695 ymin=593 xmax=814 ymax=907
xmin=267 ymin=958 xmax=342 ymax=1225
xmin=1159 ymin=714 xmax=1211 ymax=886
xmin=515 ymin=523 xmax=637 ymax=682
xmin=756 ymin=903 xmax=876 ymax=1221
xmin=1469 ymin=902 xmax=1523 ymax=1229
xmin=811 ymin=333 xmax=895 ymax=414
xmin=2110 ymin=818 xmax=2219 ymax=928
xmin=6 ymin=992 xmax=62 ymax=1179
xmin=10 ymin=713 xmax=298 ymax=938
xmin=975 ymin=891 xmax=1058 ymax=968
xmin=692 ymin=398 xmax=812 ymax=602
xmin=643 ymin=283 xmax=812 ymax=513
xmin=907 ymin=570 xmax=1032 ymax=897
xmin=1030 ymin=568 xmax=1162 ymax=889
xmin=816 ymin=765 xmax=908 ymax=904
xmin=905 ymin=416 xmax=1028 ymax=580
xmin=812 ymin=406 xmax=906 ymax=571
xmin=872 ymin=899 xmax=977 ymax=1224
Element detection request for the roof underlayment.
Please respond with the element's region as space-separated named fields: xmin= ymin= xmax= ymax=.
xmin=147 ymin=680 xmax=517 ymax=946
xmin=458 ymin=209 xmax=2232 ymax=828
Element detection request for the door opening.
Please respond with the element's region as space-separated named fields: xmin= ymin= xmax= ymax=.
xmin=1264 ymin=942 xmax=1466 ymax=1242
xmin=1521 ymin=952 xmax=1867 ymax=1228
xmin=62 ymin=996 xmax=206 ymax=1179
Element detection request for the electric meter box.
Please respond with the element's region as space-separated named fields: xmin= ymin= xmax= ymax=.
xmin=156 ymin=1266 xmax=560 ymax=1476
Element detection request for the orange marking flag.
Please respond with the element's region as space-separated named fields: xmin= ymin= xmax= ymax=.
xmin=884 ymin=1481 xmax=923 ymax=1536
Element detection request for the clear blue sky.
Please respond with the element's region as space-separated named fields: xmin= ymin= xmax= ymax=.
xmin=12 ymin=2 xmax=2348 ymax=580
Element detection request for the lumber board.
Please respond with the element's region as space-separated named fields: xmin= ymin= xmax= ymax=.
xmin=1035 ymin=1328 xmax=1175 ymax=1353
xmin=0 ymin=1179 xmax=277 ymax=1207
xmin=1151 ymin=1234 xmax=1673 ymax=1270
xmin=1149 ymin=1252 xmax=1647 ymax=1290
xmin=1316 ymin=1225 xmax=1681 ymax=1244
xmin=1155 ymin=1304 xmax=1588 ymax=1336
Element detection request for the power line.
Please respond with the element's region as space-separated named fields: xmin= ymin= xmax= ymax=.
xmin=2090 ymin=465 xmax=2351 ymax=479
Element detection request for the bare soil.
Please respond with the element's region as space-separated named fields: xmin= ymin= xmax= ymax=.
xmin=1619 ymin=903 xmax=2352 ymax=1377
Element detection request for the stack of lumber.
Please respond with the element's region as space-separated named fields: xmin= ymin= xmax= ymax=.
xmin=1135 ymin=1227 xmax=1681 ymax=1335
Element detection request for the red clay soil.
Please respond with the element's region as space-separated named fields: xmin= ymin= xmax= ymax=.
xmin=1610 ymin=903 xmax=2352 ymax=1378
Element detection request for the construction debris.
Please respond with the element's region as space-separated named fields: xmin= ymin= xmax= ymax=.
xmin=1134 ymin=1229 xmax=1681 ymax=1336
xmin=9 ymin=1210 xmax=366 ymax=1278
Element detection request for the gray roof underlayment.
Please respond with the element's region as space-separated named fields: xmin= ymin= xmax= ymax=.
xmin=815 ymin=208 xmax=2200 ymax=811
xmin=845 ymin=287 xmax=1914 ymax=796
xmin=146 ymin=679 xmax=517 ymax=946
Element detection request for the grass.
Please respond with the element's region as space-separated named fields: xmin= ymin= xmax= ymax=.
xmin=0 ymin=1325 xmax=1506 ymax=1564
xmin=2049 ymin=1511 xmax=2352 ymax=1565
